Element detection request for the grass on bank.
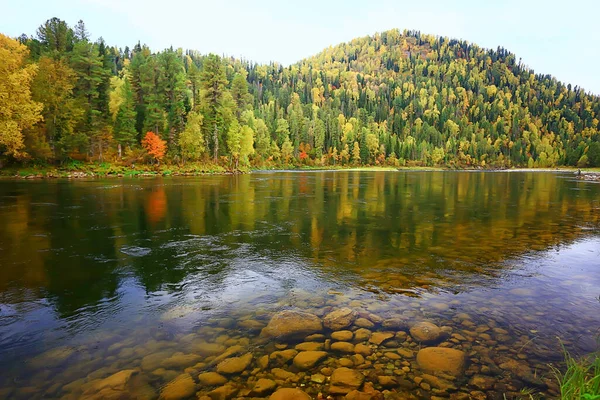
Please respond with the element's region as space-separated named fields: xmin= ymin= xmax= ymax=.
xmin=553 ymin=346 xmax=600 ymax=400
xmin=0 ymin=161 xmax=227 ymax=178
xmin=2 ymin=159 xmax=600 ymax=178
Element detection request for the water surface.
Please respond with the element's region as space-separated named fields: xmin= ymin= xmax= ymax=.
xmin=0 ymin=171 xmax=599 ymax=399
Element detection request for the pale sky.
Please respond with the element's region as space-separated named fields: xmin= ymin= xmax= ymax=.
xmin=2 ymin=0 xmax=599 ymax=94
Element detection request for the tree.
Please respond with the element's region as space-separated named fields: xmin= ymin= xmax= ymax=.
xmin=200 ymin=54 xmax=228 ymax=162
xmin=312 ymin=115 xmax=326 ymax=159
xmin=186 ymin=57 xmax=201 ymax=109
xmin=158 ymin=48 xmax=187 ymax=144
xmin=226 ymin=120 xmax=242 ymax=169
xmin=31 ymin=56 xmax=81 ymax=158
xmin=587 ymin=142 xmax=600 ymax=167
xmin=431 ymin=147 xmax=446 ymax=165
xmin=254 ymin=118 xmax=270 ymax=158
xmin=281 ymin=137 xmax=294 ymax=164
xmin=142 ymin=131 xmax=166 ymax=163
xmin=239 ymin=125 xmax=255 ymax=166
xmin=36 ymin=18 xmax=74 ymax=54
xmin=70 ymin=40 xmax=105 ymax=133
xmin=231 ymin=70 xmax=252 ymax=117
xmin=179 ymin=111 xmax=205 ymax=162
xmin=74 ymin=20 xmax=89 ymax=42
xmin=0 ymin=34 xmax=43 ymax=160
xmin=352 ymin=142 xmax=361 ymax=165
xmin=113 ymin=78 xmax=137 ymax=156
xmin=139 ymin=54 xmax=166 ymax=136
xmin=365 ymin=132 xmax=379 ymax=163
xmin=275 ymin=118 xmax=290 ymax=146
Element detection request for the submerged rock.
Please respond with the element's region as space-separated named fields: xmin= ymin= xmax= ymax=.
xmin=331 ymin=341 xmax=355 ymax=353
xmin=261 ymin=311 xmax=323 ymax=339
xmin=295 ymin=341 xmax=325 ymax=351
xmin=238 ymin=319 xmax=266 ymax=330
xmin=331 ymin=330 xmax=354 ymax=341
xmin=416 ymin=347 xmax=466 ymax=376
xmin=354 ymin=343 xmax=373 ymax=356
xmin=81 ymin=369 xmax=138 ymax=399
xmin=161 ymin=352 xmax=201 ymax=369
xmin=216 ymin=353 xmax=253 ymax=375
xmin=252 ymin=378 xmax=277 ymax=395
xmin=208 ymin=383 xmax=239 ymax=400
xmin=159 ymin=373 xmax=196 ymax=400
xmin=410 ymin=321 xmax=443 ymax=343
xmin=270 ymin=387 xmax=311 ymax=400
xmin=377 ymin=375 xmax=397 ymax=388
xmin=269 ymin=349 xmax=298 ymax=365
xmin=353 ymin=328 xmax=372 ymax=343
xmin=257 ymin=355 xmax=269 ymax=370
xmin=271 ymin=368 xmax=297 ymax=381
xmin=323 ymin=308 xmax=357 ymax=330
xmin=469 ymin=374 xmax=494 ymax=391
xmin=198 ymin=372 xmax=228 ymax=386
xmin=193 ymin=342 xmax=226 ymax=357
xmin=421 ymin=373 xmax=457 ymax=392
xmin=345 ymin=389 xmax=381 ymax=400
xmin=329 ymin=367 xmax=365 ymax=394
xmin=293 ymin=351 xmax=329 ymax=370
xmin=353 ymin=318 xmax=375 ymax=329
xmin=369 ymin=332 xmax=394 ymax=345
xmin=141 ymin=351 xmax=174 ymax=371
xmin=382 ymin=318 xmax=408 ymax=331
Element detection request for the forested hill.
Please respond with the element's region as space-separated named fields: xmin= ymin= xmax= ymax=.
xmin=2 ymin=19 xmax=600 ymax=169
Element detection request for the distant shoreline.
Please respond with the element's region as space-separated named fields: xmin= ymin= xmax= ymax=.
xmin=1 ymin=164 xmax=599 ymax=180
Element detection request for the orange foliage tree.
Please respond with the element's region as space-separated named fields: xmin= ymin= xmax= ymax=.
xmin=141 ymin=132 xmax=166 ymax=163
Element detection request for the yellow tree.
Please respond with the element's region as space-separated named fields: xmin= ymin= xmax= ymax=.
xmin=31 ymin=56 xmax=81 ymax=158
xmin=0 ymin=34 xmax=43 ymax=159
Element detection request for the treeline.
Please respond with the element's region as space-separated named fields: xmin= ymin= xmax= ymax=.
xmin=1 ymin=18 xmax=600 ymax=168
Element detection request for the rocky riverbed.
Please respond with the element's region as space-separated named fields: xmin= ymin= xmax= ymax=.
xmin=5 ymin=296 xmax=588 ymax=400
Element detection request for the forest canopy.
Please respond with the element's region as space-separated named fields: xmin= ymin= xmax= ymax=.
xmin=1 ymin=18 xmax=600 ymax=169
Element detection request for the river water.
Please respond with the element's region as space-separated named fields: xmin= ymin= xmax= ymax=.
xmin=0 ymin=171 xmax=599 ymax=399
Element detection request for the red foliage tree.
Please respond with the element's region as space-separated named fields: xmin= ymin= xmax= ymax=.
xmin=142 ymin=132 xmax=166 ymax=163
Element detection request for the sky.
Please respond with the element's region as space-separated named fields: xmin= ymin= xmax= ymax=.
xmin=2 ymin=0 xmax=599 ymax=94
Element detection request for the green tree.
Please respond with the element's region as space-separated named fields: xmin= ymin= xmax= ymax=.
xmin=231 ymin=70 xmax=252 ymax=117
xmin=254 ymin=118 xmax=270 ymax=158
xmin=36 ymin=18 xmax=74 ymax=54
xmin=140 ymin=55 xmax=166 ymax=136
xmin=179 ymin=111 xmax=205 ymax=162
xmin=159 ymin=48 xmax=187 ymax=144
xmin=275 ymin=118 xmax=290 ymax=146
xmin=281 ymin=137 xmax=294 ymax=164
xmin=113 ymin=78 xmax=137 ymax=156
xmin=31 ymin=56 xmax=81 ymax=158
xmin=200 ymin=54 xmax=229 ymax=162
xmin=70 ymin=40 xmax=105 ymax=133
xmin=587 ymin=142 xmax=600 ymax=167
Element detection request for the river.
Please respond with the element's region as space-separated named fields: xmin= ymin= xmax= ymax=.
xmin=0 ymin=171 xmax=599 ymax=399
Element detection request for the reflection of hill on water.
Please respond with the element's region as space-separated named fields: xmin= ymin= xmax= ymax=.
xmin=0 ymin=172 xmax=599 ymax=314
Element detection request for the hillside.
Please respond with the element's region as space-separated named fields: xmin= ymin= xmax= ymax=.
xmin=1 ymin=19 xmax=600 ymax=169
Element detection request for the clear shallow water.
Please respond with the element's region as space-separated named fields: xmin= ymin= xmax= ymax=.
xmin=0 ymin=171 xmax=599 ymax=399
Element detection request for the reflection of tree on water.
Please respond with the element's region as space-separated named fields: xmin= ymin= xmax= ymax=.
xmin=0 ymin=172 xmax=599 ymax=319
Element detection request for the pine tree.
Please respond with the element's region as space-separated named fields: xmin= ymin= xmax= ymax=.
xmin=200 ymin=54 xmax=228 ymax=162
xmin=159 ymin=49 xmax=186 ymax=144
xmin=114 ymin=79 xmax=137 ymax=156
xmin=231 ymin=71 xmax=252 ymax=117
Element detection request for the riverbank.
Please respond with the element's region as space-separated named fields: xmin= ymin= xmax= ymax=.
xmin=1 ymin=162 xmax=599 ymax=179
